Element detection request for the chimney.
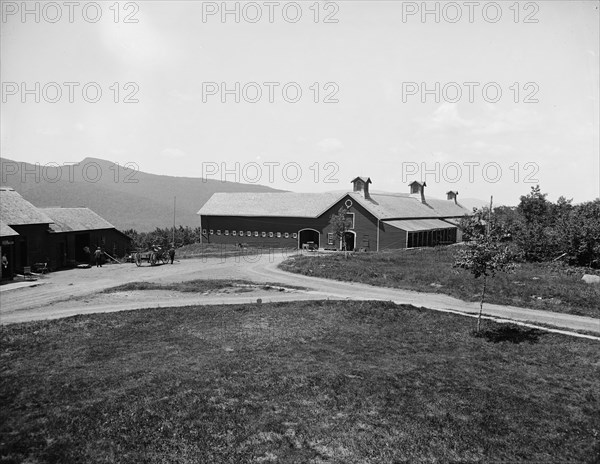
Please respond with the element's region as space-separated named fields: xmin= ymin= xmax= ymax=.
xmin=446 ymin=191 xmax=458 ymax=204
xmin=409 ymin=181 xmax=427 ymax=203
xmin=351 ymin=177 xmax=372 ymax=199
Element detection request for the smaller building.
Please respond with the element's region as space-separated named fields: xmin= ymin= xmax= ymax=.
xmin=0 ymin=187 xmax=54 ymax=274
xmin=41 ymin=207 xmax=132 ymax=267
xmin=0 ymin=187 xmax=131 ymax=276
xmin=0 ymin=220 xmax=19 ymax=280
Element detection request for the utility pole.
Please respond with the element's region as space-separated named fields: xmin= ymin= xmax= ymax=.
xmin=172 ymin=196 xmax=176 ymax=246
xmin=488 ymin=195 xmax=493 ymax=236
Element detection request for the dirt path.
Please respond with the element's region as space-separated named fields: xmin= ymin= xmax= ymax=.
xmin=1 ymin=252 xmax=599 ymax=335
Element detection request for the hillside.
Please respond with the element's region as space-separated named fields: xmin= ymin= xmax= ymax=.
xmin=0 ymin=157 xmax=283 ymax=231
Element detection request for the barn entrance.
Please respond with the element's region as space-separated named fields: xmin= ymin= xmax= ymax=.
xmin=298 ymin=229 xmax=319 ymax=250
xmin=75 ymin=233 xmax=90 ymax=263
xmin=343 ymin=231 xmax=355 ymax=251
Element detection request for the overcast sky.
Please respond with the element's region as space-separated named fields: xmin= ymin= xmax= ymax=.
xmin=1 ymin=0 xmax=598 ymax=205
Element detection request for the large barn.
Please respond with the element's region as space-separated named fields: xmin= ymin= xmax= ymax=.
xmin=198 ymin=177 xmax=470 ymax=251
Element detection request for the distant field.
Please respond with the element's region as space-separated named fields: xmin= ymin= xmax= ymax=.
xmin=1 ymin=301 xmax=598 ymax=463
xmin=279 ymin=247 xmax=600 ymax=319
xmin=177 ymin=243 xmax=296 ymax=260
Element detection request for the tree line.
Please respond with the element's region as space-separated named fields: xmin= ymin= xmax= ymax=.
xmin=122 ymin=226 xmax=204 ymax=251
xmin=462 ymin=185 xmax=600 ymax=269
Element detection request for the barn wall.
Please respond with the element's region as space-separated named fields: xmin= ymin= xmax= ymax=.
xmin=10 ymin=224 xmax=50 ymax=272
xmin=46 ymin=229 xmax=131 ymax=269
xmin=320 ymin=196 xmax=379 ymax=251
xmin=89 ymin=229 xmax=131 ymax=258
xmin=379 ymin=224 xmax=407 ymax=250
xmin=47 ymin=233 xmax=69 ymax=269
xmin=201 ymin=216 xmax=314 ymax=248
xmin=0 ymin=241 xmax=16 ymax=279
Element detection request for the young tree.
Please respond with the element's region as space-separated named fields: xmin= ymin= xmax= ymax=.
xmin=329 ymin=206 xmax=352 ymax=257
xmin=454 ymin=208 xmax=517 ymax=332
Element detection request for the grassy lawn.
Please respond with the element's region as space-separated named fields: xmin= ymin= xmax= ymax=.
xmin=1 ymin=301 xmax=598 ymax=463
xmin=177 ymin=243 xmax=296 ymax=260
xmin=279 ymin=247 xmax=600 ymax=319
xmin=103 ymin=279 xmax=307 ymax=294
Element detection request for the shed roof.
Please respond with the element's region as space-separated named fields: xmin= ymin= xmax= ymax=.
xmin=41 ymin=207 xmax=116 ymax=233
xmin=0 ymin=220 xmax=19 ymax=238
xmin=384 ymin=218 xmax=457 ymax=232
xmin=0 ymin=187 xmax=54 ymax=226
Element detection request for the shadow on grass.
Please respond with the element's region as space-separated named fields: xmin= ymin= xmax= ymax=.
xmin=474 ymin=324 xmax=545 ymax=344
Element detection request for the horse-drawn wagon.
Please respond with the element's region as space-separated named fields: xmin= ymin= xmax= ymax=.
xmin=134 ymin=246 xmax=169 ymax=266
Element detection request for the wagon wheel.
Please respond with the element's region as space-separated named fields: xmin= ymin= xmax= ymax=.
xmin=160 ymin=253 xmax=170 ymax=265
xmin=135 ymin=252 xmax=142 ymax=267
xmin=150 ymin=252 xmax=158 ymax=266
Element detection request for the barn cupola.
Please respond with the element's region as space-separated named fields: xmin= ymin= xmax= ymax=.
xmin=446 ymin=190 xmax=458 ymax=204
xmin=409 ymin=181 xmax=427 ymax=203
xmin=351 ymin=177 xmax=372 ymax=199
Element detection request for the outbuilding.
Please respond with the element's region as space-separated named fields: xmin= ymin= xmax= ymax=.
xmin=0 ymin=220 xmax=19 ymax=280
xmin=0 ymin=187 xmax=131 ymax=276
xmin=41 ymin=207 xmax=132 ymax=267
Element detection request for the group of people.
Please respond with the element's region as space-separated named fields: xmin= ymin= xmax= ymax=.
xmin=91 ymin=245 xmax=176 ymax=267
xmin=150 ymin=244 xmax=176 ymax=264
xmin=1 ymin=244 xmax=178 ymax=280
xmin=92 ymin=245 xmax=177 ymax=267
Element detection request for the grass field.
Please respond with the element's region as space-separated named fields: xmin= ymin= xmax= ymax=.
xmin=176 ymin=243 xmax=296 ymax=261
xmin=103 ymin=279 xmax=307 ymax=294
xmin=279 ymin=247 xmax=600 ymax=319
xmin=1 ymin=300 xmax=598 ymax=463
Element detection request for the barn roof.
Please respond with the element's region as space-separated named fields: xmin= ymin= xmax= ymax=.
xmin=198 ymin=190 xmax=470 ymax=220
xmin=198 ymin=192 xmax=344 ymax=217
xmin=0 ymin=220 xmax=19 ymax=238
xmin=0 ymin=187 xmax=54 ymax=226
xmin=384 ymin=218 xmax=457 ymax=232
xmin=351 ymin=192 xmax=469 ymax=219
xmin=41 ymin=207 xmax=116 ymax=233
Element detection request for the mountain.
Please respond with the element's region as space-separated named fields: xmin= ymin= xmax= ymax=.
xmin=0 ymin=157 xmax=284 ymax=231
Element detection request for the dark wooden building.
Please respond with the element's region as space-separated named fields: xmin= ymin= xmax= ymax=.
xmin=1 ymin=220 xmax=19 ymax=280
xmin=0 ymin=187 xmax=131 ymax=277
xmin=198 ymin=177 xmax=470 ymax=251
xmin=42 ymin=207 xmax=132 ymax=267
xmin=0 ymin=187 xmax=55 ymax=276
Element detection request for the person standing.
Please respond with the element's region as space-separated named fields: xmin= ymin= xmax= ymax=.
xmin=1 ymin=254 xmax=8 ymax=279
xmin=94 ymin=247 xmax=103 ymax=268
xmin=168 ymin=245 xmax=175 ymax=264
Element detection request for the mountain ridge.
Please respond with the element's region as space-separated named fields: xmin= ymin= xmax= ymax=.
xmin=0 ymin=157 xmax=284 ymax=231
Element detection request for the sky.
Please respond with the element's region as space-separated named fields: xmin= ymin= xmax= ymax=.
xmin=1 ymin=0 xmax=599 ymax=205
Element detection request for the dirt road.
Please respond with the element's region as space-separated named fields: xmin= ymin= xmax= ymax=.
xmin=1 ymin=252 xmax=599 ymax=335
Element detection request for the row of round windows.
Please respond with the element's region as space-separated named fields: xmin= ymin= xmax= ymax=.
xmin=204 ymin=230 xmax=297 ymax=239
